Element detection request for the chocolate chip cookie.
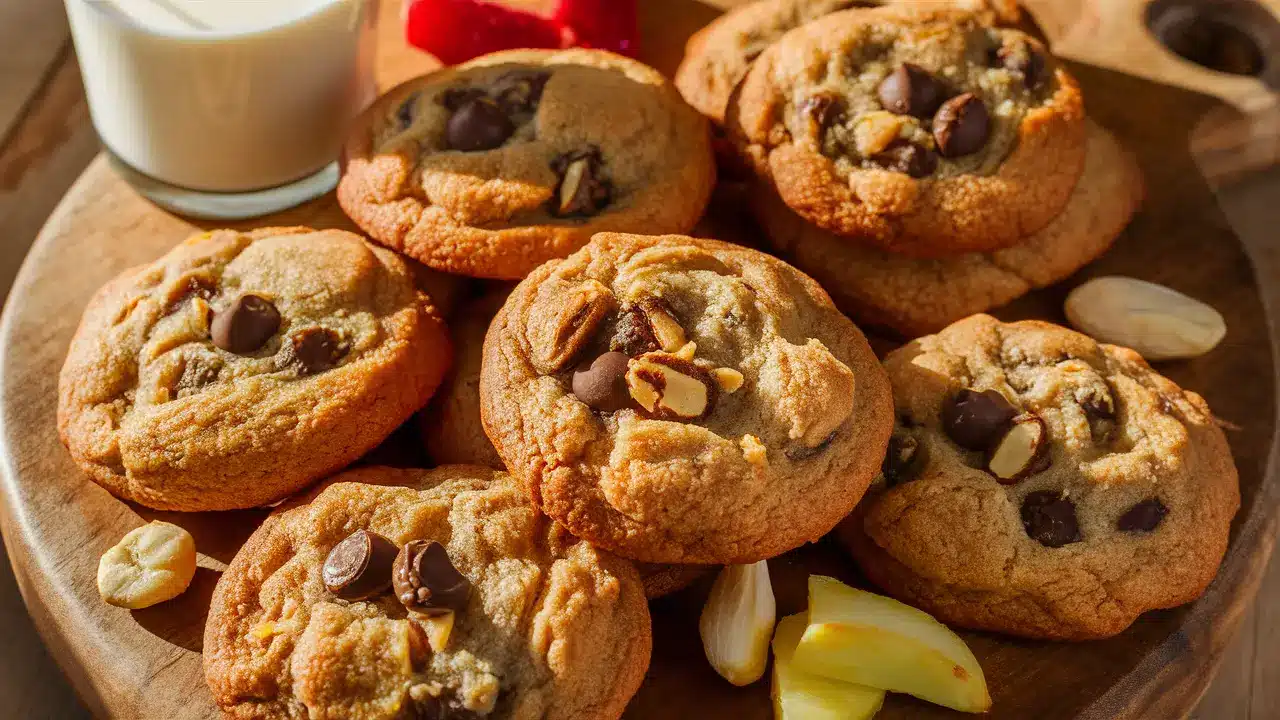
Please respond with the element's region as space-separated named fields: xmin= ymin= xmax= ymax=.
xmin=480 ymin=233 xmax=893 ymax=564
xmin=58 ymin=228 xmax=451 ymax=511
xmin=727 ymin=7 xmax=1086 ymax=257
xmin=339 ymin=49 xmax=716 ymax=280
xmin=837 ymin=314 xmax=1239 ymax=640
xmin=755 ymin=121 xmax=1145 ymax=336
xmin=419 ymin=287 xmax=711 ymax=598
xmin=675 ymin=0 xmax=1021 ymax=125
xmin=205 ymin=465 xmax=651 ymax=718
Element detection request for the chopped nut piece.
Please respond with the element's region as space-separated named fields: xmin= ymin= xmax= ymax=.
xmin=249 ymin=622 xmax=276 ymax=640
xmin=713 ymin=367 xmax=745 ymax=394
xmin=641 ymin=298 xmax=687 ymax=352
xmin=1064 ymin=277 xmax=1226 ymax=361
xmin=416 ymin=611 xmax=455 ymax=653
xmin=533 ymin=280 xmax=616 ymax=373
xmin=626 ymin=353 xmax=717 ymax=420
xmin=740 ymin=434 xmax=768 ymax=466
xmin=97 ymin=521 xmax=197 ymax=609
xmin=986 ymin=413 xmax=1049 ymax=483
xmin=853 ymin=111 xmax=905 ymax=156
xmin=675 ymin=342 xmax=698 ymax=360
xmin=700 ymin=561 xmax=776 ymax=686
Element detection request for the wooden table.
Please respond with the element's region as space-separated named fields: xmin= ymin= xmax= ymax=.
xmin=0 ymin=0 xmax=1277 ymax=717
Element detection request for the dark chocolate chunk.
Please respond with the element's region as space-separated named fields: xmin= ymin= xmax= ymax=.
xmin=323 ymin=530 xmax=399 ymax=601
xmin=870 ymin=139 xmax=939 ymax=178
xmin=801 ymin=92 xmax=844 ymax=131
xmin=877 ymin=63 xmax=947 ymax=119
xmin=1020 ymin=491 xmax=1081 ymax=548
xmin=211 ymin=293 xmax=280 ymax=355
xmin=942 ymin=388 xmax=1018 ymax=450
xmin=289 ymin=328 xmax=344 ymax=375
xmin=396 ymin=92 xmax=422 ymax=129
xmin=393 ymin=540 xmax=472 ymax=615
xmin=883 ymin=433 xmax=926 ymax=486
xmin=445 ymin=97 xmax=514 ymax=152
xmin=440 ymin=86 xmax=487 ymax=112
xmin=493 ymin=70 xmax=550 ymax=116
xmin=933 ymin=93 xmax=991 ymax=158
xmin=571 ymin=352 xmax=632 ymax=412
xmin=611 ymin=305 xmax=659 ymax=357
xmin=1118 ymin=498 xmax=1168 ymax=532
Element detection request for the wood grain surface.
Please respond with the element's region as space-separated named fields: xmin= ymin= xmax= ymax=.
xmin=0 ymin=0 xmax=1278 ymax=718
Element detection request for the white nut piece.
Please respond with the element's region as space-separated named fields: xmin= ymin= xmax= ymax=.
xmin=626 ymin=353 xmax=715 ymax=419
xmin=642 ymin=299 xmax=688 ymax=353
xmin=1065 ymin=277 xmax=1226 ymax=361
xmin=700 ymin=561 xmax=776 ymax=686
xmin=986 ymin=413 xmax=1048 ymax=483
xmin=97 ymin=520 xmax=197 ymax=609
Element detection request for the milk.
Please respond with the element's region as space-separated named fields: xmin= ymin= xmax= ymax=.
xmin=65 ymin=0 xmax=376 ymax=199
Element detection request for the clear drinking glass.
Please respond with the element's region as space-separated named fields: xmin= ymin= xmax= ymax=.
xmin=64 ymin=0 xmax=378 ymax=219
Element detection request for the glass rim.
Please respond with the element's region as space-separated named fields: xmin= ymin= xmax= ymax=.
xmin=68 ymin=0 xmax=368 ymax=42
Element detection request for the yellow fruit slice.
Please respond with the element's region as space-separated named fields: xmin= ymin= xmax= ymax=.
xmin=773 ymin=613 xmax=885 ymax=719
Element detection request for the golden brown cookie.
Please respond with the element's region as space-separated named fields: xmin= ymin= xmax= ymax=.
xmin=419 ymin=287 xmax=711 ymax=598
xmin=205 ymin=465 xmax=650 ymax=718
xmin=728 ymin=7 xmax=1086 ymax=257
xmin=57 ymin=228 xmax=451 ymax=511
xmin=754 ymin=121 xmax=1145 ymax=337
xmin=838 ymin=315 xmax=1239 ymax=640
xmin=675 ymin=0 xmax=1021 ymax=125
xmin=339 ymin=49 xmax=715 ymax=280
xmin=480 ymin=233 xmax=893 ymax=564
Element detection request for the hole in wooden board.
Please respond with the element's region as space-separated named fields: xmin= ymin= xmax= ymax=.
xmin=1145 ymin=0 xmax=1276 ymax=77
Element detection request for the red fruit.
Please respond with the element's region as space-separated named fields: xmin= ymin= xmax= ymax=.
xmin=554 ymin=0 xmax=639 ymax=56
xmin=404 ymin=0 xmax=566 ymax=66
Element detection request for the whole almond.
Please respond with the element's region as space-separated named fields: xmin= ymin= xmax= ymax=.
xmin=1064 ymin=277 xmax=1225 ymax=361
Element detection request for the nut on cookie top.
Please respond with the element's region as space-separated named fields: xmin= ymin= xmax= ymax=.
xmin=674 ymin=0 xmax=1020 ymax=124
xmin=855 ymin=314 xmax=1238 ymax=639
xmin=57 ymin=228 xmax=449 ymax=512
xmin=204 ymin=466 xmax=651 ymax=720
xmin=480 ymin=233 xmax=893 ymax=565
xmin=729 ymin=7 xmax=1086 ymax=256
xmin=339 ymin=49 xmax=715 ymax=280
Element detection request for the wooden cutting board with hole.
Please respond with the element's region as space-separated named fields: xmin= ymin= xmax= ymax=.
xmin=1 ymin=0 xmax=1277 ymax=718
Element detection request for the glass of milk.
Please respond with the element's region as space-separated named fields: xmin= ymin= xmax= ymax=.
xmin=64 ymin=0 xmax=378 ymax=219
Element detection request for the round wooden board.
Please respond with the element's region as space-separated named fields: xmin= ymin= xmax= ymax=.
xmin=2 ymin=1 xmax=1278 ymax=718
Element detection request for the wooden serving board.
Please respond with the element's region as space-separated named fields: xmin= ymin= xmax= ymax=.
xmin=1 ymin=1 xmax=1277 ymax=718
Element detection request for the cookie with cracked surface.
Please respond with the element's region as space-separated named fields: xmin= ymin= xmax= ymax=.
xmin=204 ymin=465 xmax=650 ymax=719
xmin=419 ymin=288 xmax=711 ymax=598
xmin=754 ymin=121 xmax=1144 ymax=337
xmin=674 ymin=0 xmax=1021 ymax=125
xmin=339 ymin=48 xmax=716 ymax=280
xmin=836 ymin=314 xmax=1239 ymax=640
xmin=727 ymin=7 xmax=1086 ymax=257
xmin=57 ymin=228 xmax=451 ymax=511
xmin=479 ymin=233 xmax=894 ymax=564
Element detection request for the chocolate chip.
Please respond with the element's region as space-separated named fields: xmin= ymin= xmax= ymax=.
xmin=440 ymin=86 xmax=486 ymax=112
xmin=393 ymin=540 xmax=472 ymax=615
xmin=289 ymin=328 xmax=343 ymax=375
xmin=883 ymin=433 xmax=925 ymax=487
xmin=942 ymin=389 xmax=1018 ymax=451
xmin=801 ymin=93 xmax=844 ymax=131
xmin=552 ymin=147 xmax=612 ymax=217
xmin=445 ymin=97 xmax=514 ymax=152
xmin=396 ymin=92 xmax=421 ymax=129
xmin=493 ymin=70 xmax=550 ymax=116
xmin=611 ymin=305 xmax=659 ymax=357
xmin=211 ymin=293 xmax=280 ymax=355
xmin=1118 ymin=498 xmax=1167 ymax=532
xmin=997 ymin=43 xmax=1045 ymax=89
xmin=572 ymin=352 xmax=632 ymax=412
xmin=933 ymin=93 xmax=991 ymax=158
xmin=409 ymin=693 xmax=445 ymax=720
xmin=1020 ymin=491 xmax=1081 ymax=548
xmin=323 ymin=530 xmax=399 ymax=601
xmin=1080 ymin=387 xmax=1118 ymax=442
xmin=877 ymin=63 xmax=947 ymax=119
xmin=870 ymin=139 xmax=939 ymax=178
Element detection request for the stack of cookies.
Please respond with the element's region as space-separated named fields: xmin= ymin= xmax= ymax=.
xmin=55 ymin=7 xmax=1241 ymax=719
xmin=676 ymin=0 xmax=1145 ymax=336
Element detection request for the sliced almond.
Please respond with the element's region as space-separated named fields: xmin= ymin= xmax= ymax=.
xmin=700 ymin=561 xmax=776 ymax=686
xmin=712 ymin=367 xmax=745 ymax=394
xmin=557 ymin=158 xmax=590 ymax=215
xmin=626 ymin=353 xmax=716 ymax=420
xmin=986 ymin=413 xmax=1049 ymax=484
xmin=641 ymin=298 xmax=687 ymax=352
